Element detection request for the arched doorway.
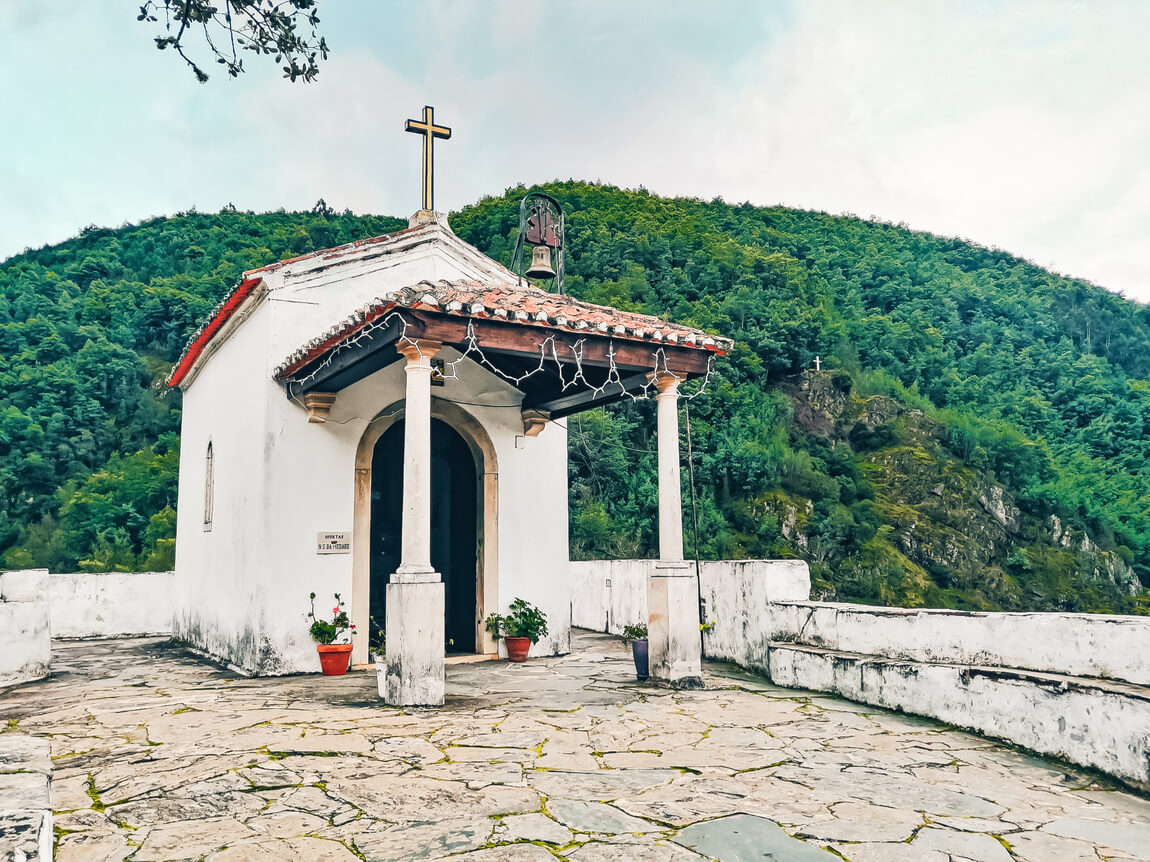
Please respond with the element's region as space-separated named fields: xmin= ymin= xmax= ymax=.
xmin=369 ymin=418 xmax=479 ymax=654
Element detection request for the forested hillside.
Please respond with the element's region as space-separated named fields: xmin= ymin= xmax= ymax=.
xmin=0 ymin=204 xmax=405 ymax=572
xmin=2 ymin=184 xmax=1148 ymax=612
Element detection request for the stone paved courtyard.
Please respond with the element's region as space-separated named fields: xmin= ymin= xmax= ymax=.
xmin=3 ymin=632 xmax=1150 ymax=862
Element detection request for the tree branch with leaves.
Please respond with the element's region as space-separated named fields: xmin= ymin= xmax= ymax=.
xmin=138 ymin=0 xmax=328 ymax=83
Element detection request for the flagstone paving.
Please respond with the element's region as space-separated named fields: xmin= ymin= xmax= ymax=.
xmin=3 ymin=631 xmax=1150 ymax=861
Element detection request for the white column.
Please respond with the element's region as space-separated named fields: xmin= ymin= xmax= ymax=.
xmin=647 ymin=373 xmax=703 ymax=688
xmin=656 ymin=376 xmax=685 ymax=561
xmin=397 ymin=340 xmax=438 ymax=574
xmin=383 ymin=339 xmax=445 ymax=706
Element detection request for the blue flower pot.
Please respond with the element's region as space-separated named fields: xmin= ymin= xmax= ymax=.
xmin=632 ymin=639 xmax=649 ymax=681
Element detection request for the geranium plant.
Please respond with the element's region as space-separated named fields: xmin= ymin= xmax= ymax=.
xmin=485 ymin=598 xmax=549 ymax=644
xmin=307 ymin=592 xmax=355 ymax=645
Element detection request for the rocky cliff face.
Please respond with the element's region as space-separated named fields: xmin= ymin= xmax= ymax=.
xmin=780 ymin=371 xmax=1141 ymax=610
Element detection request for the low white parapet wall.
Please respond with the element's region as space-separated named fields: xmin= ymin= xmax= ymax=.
xmin=574 ymin=558 xmax=1150 ymax=789
xmin=0 ymin=570 xmax=50 ymax=688
xmin=766 ymin=601 xmax=1150 ymax=687
xmin=48 ymin=571 xmax=175 ymax=639
xmin=570 ymin=559 xmax=811 ymax=636
xmin=769 ymin=644 xmax=1150 ymax=792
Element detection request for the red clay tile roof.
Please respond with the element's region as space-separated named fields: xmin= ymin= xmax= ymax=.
xmin=167 ymin=216 xmax=731 ymax=389
xmin=166 ymin=277 xmax=262 ymax=388
xmin=272 ymin=279 xmax=732 ymax=381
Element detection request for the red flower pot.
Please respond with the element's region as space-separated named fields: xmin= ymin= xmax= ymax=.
xmin=316 ymin=643 xmax=353 ymax=675
xmin=504 ymin=636 xmax=531 ymax=663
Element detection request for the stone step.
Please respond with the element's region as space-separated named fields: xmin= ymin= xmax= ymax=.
xmin=0 ymin=736 xmax=52 ymax=862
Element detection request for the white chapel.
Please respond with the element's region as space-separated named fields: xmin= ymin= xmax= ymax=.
xmin=166 ymin=110 xmax=730 ymax=705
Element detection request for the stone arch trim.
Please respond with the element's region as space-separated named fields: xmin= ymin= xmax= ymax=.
xmin=351 ymin=399 xmax=499 ymax=664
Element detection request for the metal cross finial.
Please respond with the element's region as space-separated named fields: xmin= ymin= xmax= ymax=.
xmin=814 ymin=356 xmax=822 ymax=371
xmin=404 ymin=105 xmax=452 ymax=213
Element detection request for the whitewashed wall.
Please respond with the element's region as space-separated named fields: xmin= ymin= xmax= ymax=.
xmin=0 ymin=735 xmax=52 ymax=862
xmin=48 ymin=572 xmax=174 ymax=639
xmin=570 ymin=559 xmax=811 ymax=638
xmin=173 ymin=220 xmax=575 ymax=675
xmin=177 ymin=336 xmax=570 ymax=674
xmin=571 ymin=559 xmax=650 ymax=634
xmin=174 ymin=298 xmax=282 ymax=674
xmin=0 ymin=569 xmax=50 ymax=688
xmin=767 ymin=601 xmax=1150 ymax=687
xmin=177 ymin=353 xmax=571 ymax=675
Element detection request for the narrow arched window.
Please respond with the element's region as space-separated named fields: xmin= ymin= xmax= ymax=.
xmin=204 ymin=441 xmax=214 ymax=531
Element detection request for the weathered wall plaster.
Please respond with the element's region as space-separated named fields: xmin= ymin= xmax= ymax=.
xmin=570 ymin=559 xmax=812 ymax=638
xmin=697 ymin=560 xmax=813 ymax=672
xmin=769 ymin=644 xmax=1150 ymax=791
xmin=767 ymin=601 xmax=1150 ymax=687
xmin=0 ymin=569 xmax=50 ymax=689
xmin=48 ymin=572 xmax=174 ymax=639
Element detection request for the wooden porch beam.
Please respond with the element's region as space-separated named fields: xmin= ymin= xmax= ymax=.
xmin=284 ymin=308 xmax=716 ymax=400
xmin=404 ymin=311 xmax=712 ymax=376
xmin=527 ymin=372 xmax=652 ymax=417
xmin=287 ymin=315 xmax=405 ymax=398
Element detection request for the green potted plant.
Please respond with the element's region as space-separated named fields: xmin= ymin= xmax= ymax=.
xmin=622 ymin=622 xmax=649 ymax=681
xmin=368 ymin=616 xmax=387 ymax=697
xmin=306 ymin=592 xmax=355 ymax=675
xmin=367 ymin=616 xmax=386 ymax=662
xmin=485 ymin=598 xmax=548 ymax=663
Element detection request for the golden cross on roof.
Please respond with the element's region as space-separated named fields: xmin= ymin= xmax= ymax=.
xmin=404 ymin=105 xmax=452 ymax=213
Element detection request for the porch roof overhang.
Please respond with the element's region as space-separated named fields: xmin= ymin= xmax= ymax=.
xmin=273 ymin=280 xmax=731 ymax=420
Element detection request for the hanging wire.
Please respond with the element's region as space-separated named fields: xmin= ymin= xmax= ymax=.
xmin=281 ymin=308 xmax=718 ymax=410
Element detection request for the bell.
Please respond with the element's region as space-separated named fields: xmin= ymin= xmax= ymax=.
xmin=526 ymin=244 xmax=556 ymax=279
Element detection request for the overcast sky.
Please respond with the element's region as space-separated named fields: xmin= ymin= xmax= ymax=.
xmin=2 ymin=1 xmax=1148 ymax=303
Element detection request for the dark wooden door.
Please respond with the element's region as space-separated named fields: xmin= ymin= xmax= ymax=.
xmin=370 ymin=419 xmax=478 ymax=653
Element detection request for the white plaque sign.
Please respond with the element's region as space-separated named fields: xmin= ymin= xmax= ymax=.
xmin=316 ymin=532 xmax=351 ymax=554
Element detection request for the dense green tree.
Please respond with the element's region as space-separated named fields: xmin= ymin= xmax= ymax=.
xmin=2 ymin=183 xmax=1147 ymax=613
xmin=0 ymin=205 xmax=403 ymax=571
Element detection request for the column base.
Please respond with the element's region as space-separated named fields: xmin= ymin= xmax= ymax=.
xmin=382 ymin=575 xmax=444 ymax=706
xmin=648 ymin=561 xmax=703 ymax=687
xmin=392 ymin=564 xmax=440 ymax=583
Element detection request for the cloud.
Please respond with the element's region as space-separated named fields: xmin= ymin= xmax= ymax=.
xmin=665 ymin=0 xmax=1150 ymax=301
xmin=0 ymin=0 xmax=1147 ymax=304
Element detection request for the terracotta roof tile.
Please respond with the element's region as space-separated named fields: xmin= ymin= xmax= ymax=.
xmin=272 ymin=279 xmax=731 ymax=381
xmin=166 ymin=277 xmax=262 ymax=388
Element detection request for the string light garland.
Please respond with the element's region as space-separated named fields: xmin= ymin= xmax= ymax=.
xmin=278 ymin=309 xmax=718 ymax=409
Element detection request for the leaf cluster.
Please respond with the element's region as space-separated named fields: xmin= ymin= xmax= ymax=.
xmin=306 ymin=591 xmax=351 ymax=645
xmin=485 ymin=598 xmax=549 ymax=644
xmin=620 ymin=622 xmax=647 ymax=647
xmin=139 ymin=0 xmax=328 ymax=83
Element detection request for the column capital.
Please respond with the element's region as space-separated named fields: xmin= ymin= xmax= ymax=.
xmin=397 ymin=339 xmax=443 ymax=364
xmin=303 ymin=392 xmax=336 ymax=423
xmin=647 ymin=370 xmax=682 ymax=395
xmin=521 ymin=408 xmax=550 ymax=437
